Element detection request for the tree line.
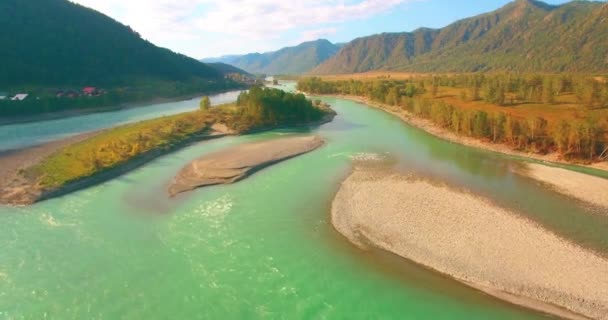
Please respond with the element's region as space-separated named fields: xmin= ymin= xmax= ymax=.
xmin=298 ymin=75 xmax=608 ymax=108
xmin=232 ymin=86 xmax=328 ymax=131
xmin=298 ymin=77 xmax=607 ymax=161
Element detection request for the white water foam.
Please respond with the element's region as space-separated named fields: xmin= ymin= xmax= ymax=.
xmin=349 ymin=152 xmax=389 ymax=162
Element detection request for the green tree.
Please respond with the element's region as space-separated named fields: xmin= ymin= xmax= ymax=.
xmin=200 ymin=96 xmax=211 ymax=110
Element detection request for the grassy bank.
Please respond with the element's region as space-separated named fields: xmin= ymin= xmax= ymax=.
xmin=28 ymin=109 xmax=221 ymax=189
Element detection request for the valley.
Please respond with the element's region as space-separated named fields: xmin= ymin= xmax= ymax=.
xmin=1 ymin=0 xmax=608 ymax=319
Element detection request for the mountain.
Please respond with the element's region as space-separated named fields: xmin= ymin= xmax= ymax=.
xmin=207 ymin=63 xmax=251 ymax=76
xmin=0 ymin=0 xmax=222 ymax=87
xmin=202 ymin=39 xmax=341 ymax=75
xmin=313 ymin=0 xmax=608 ymax=74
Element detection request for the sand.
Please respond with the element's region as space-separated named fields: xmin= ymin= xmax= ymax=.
xmin=331 ymin=167 xmax=608 ymax=320
xmin=0 ymin=131 xmax=101 ymax=206
xmin=522 ymin=163 xmax=608 ymax=210
xmin=168 ymin=136 xmax=325 ymax=196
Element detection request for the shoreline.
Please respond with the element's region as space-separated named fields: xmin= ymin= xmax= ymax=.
xmin=518 ymin=163 xmax=608 ymax=211
xmin=331 ymin=166 xmax=608 ymax=320
xmin=0 ymin=113 xmax=336 ymax=206
xmin=0 ymin=129 xmax=231 ymax=206
xmin=0 ymin=88 xmax=245 ymax=126
xmin=318 ymin=93 xmax=608 ymax=175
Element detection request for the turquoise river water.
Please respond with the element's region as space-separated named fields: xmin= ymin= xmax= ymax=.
xmin=0 ymin=90 xmax=242 ymax=151
xmin=0 ymin=83 xmax=607 ymax=319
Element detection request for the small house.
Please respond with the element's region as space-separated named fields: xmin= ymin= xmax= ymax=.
xmin=82 ymin=87 xmax=97 ymax=96
xmin=11 ymin=93 xmax=28 ymax=101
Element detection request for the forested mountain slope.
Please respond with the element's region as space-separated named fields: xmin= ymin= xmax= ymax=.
xmin=202 ymin=40 xmax=341 ymax=75
xmin=313 ymin=0 xmax=608 ymax=74
xmin=0 ymin=0 xmax=222 ymax=87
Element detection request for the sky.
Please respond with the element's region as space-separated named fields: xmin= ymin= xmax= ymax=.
xmin=71 ymin=0 xmax=577 ymax=59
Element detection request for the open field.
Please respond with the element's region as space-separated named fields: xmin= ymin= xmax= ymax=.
xmin=424 ymin=86 xmax=608 ymax=123
xmin=317 ymin=71 xmax=426 ymax=81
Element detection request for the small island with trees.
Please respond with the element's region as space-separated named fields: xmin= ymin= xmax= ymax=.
xmin=0 ymin=87 xmax=335 ymax=205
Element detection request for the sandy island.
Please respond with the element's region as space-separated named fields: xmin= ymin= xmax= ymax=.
xmin=168 ymin=135 xmax=325 ymax=196
xmin=332 ymin=166 xmax=608 ymax=320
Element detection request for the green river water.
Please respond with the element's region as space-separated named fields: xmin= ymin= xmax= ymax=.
xmin=1 ymin=84 xmax=607 ymax=319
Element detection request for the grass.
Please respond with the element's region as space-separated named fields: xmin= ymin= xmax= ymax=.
xmin=426 ymin=86 xmax=608 ymax=123
xmin=30 ymin=106 xmax=238 ymax=189
xmin=27 ymin=90 xmax=335 ymax=190
xmin=319 ymin=71 xmax=425 ymax=81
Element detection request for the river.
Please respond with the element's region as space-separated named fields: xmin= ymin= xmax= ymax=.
xmin=0 ymin=83 xmax=606 ymax=319
xmin=0 ymin=90 xmax=243 ymax=152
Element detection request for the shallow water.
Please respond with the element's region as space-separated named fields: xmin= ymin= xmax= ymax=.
xmin=0 ymin=84 xmax=606 ymax=319
xmin=0 ymin=90 xmax=242 ymax=151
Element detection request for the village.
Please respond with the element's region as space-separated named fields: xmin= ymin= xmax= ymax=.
xmin=0 ymin=86 xmax=106 ymax=101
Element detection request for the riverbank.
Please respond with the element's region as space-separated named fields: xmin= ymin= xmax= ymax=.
xmin=317 ymin=94 xmax=608 ymax=174
xmin=0 ymin=131 xmax=100 ymax=188
xmin=331 ymin=165 xmax=608 ymax=320
xmin=169 ymin=135 xmax=325 ymax=196
xmin=521 ymin=163 xmax=608 ymax=210
xmin=0 ymin=125 xmax=232 ymax=206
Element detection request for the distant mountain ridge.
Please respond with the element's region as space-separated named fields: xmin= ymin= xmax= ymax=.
xmin=202 ymin=39 xmax=342 ymax=75
xmin=207 ymin=63 xmax=252 ymax=76
xmin=313 ymin=0 xmax=608 ymax=74
xmin=0 ymin=0 xmax=223 ymax=87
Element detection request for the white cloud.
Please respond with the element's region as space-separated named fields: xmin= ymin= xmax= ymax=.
xmin=194 ymin=0 xmax=405 ymax=37
xmin=71 ymin=0 xmax=410 ymax=57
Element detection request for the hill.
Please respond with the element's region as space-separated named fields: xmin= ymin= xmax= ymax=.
xmin=313 ymin=0 xmax=608 ymax=74
xmin=202 ymin=39 xmax=341 ymax=75
xmin=0 ymin=0 xmax=223 ymax=87
xmin=207 ymin=63 xmax=251 ymax=76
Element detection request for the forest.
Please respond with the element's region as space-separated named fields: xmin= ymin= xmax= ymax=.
xmin=0 ymin=0 xmax=222 ymax=87
xmin=298 ymin=75 xmax=608 ymax=161
xmin=232 ymin=87 xmax=330 ymax=131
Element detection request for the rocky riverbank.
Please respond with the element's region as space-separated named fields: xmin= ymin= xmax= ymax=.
xmin=520 ymin=163 xmax=608 ymax=211
xmin=331 ymin=166 xmax=608 ymax=320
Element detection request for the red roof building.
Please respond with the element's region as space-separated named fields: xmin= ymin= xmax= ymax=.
xmin=82 ymin=87 xmax=97 ymax=95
